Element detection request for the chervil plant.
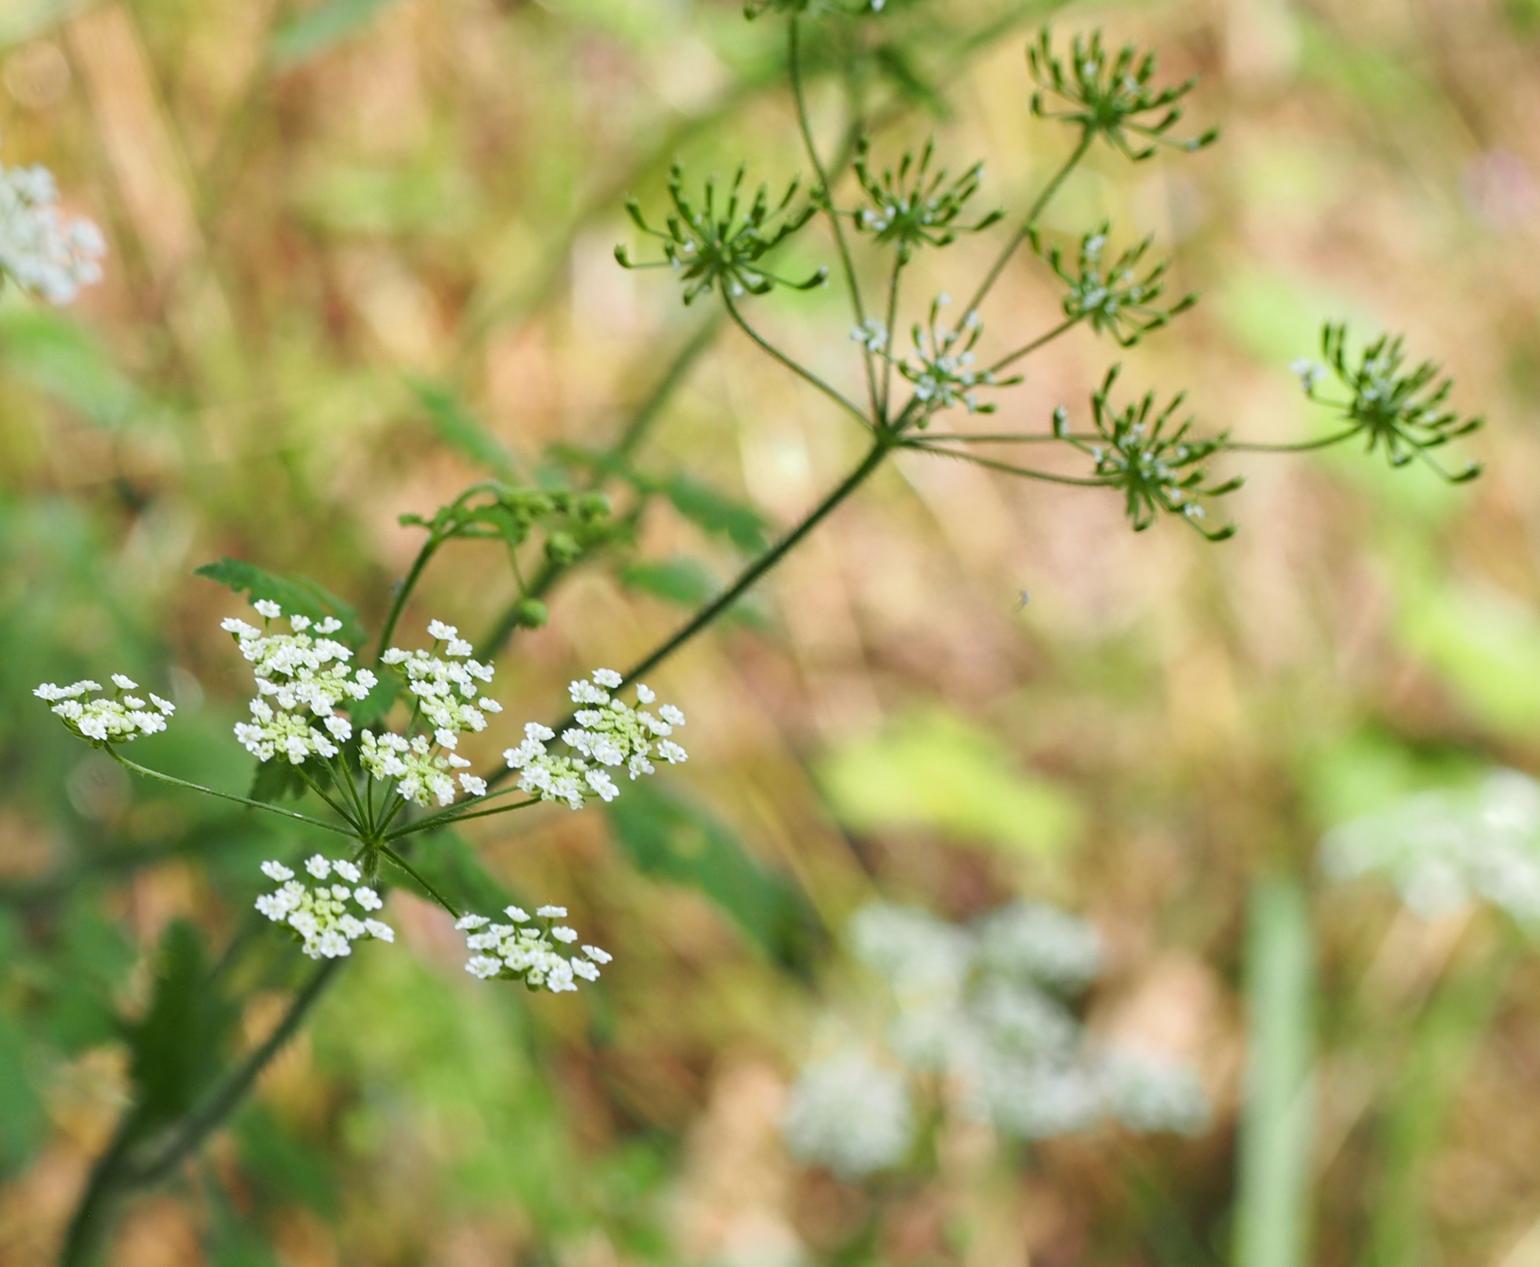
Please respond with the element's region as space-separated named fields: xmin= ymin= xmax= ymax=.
xmin=34 ymin=4 xmax=1489 ymax=1262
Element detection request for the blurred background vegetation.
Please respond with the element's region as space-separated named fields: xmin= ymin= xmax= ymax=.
xmin=3 ymin=0 xmax=1539 ymax=1262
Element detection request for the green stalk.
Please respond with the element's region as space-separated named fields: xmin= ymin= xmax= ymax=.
xmin=110 ymin=752 xmax=353 ymax=838
xmin=722 ymin=291 xmax=872 ymax=429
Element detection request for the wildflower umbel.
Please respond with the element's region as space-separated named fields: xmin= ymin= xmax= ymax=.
xmin=504 ymin=670 xmax=687 ymax=810
xmin=896 ymin=294 xmax=1021 ymax=421
xmin=224 ymin=601 xmax=377 ymax=764
xmin=0 ymin=153 xmax=106 ymax=304
xmin=33 ymin=675 xmax=174 ymax=745
xmin=1026 ymin=28 xmax=1219 ymax=159
xmin=783 ymin=1051 xmax=914 ymax=1177
xmin=616 ymin=164 xmax=826 ymax=304
xmin=1030 ymin=222 xmax=1196 ymax=347
xmin=1294 ymin=324 xmax=1483 ymax=482
xmin=255 ymin=856 xmax=395 ymax=960
xmin=1060 ymin=366 xmax=1241 ymax=540
xmin=363 ymin=620 xmax=500 ymax=807
xmin=456 ymin=904 xmax=612 ymax=993
xmin=847 ymin=138 xmax=1002 ymax=262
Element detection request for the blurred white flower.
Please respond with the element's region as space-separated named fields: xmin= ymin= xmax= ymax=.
xmin=974 ymin=899 xmax=1103 ymax=991
xmin=0 ymin=155 xmax=105 ymax=304
xmin=1320 ymin=769 xmax=1540 ymax=924
xmin=1095 ymin=1048 xmax=1210 ymax=1136
xmin=782 ymin=1050 xmax=913 ymax=1178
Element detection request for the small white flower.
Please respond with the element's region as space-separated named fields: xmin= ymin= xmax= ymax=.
xmin=253 ymin=599 xmax=281 ymax=619
xmin=34 ymin=675 xmax=175 ymax=745
xmin=457 ymin=903 xmax=608 ymax=992
xmin=260 ymin=860 xmax=294 ymax=882
xmin=305 ymin=855 xmax=331 ymax=879
xmin=0 ymin=156 xmax=107 ymax=304
xmin=255 ymin=859 xmax=394 ymax=960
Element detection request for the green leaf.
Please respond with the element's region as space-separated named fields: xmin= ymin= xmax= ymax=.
xmin=248 ymin=757 xmax=315 ymax=806
xmin=606 ymin=783 xmax=813 ymax=964
xmin=270 ymin=0 xmax=404 ymax=66
xmin=818 ymin=707 xmax=1083 ymax=857
xmin=406 ymin=377 xmax=518 ymax=482
xmin=0 ymin=1012 xmax=46 ymax=1175
xmin=617 ymin=558 xmax=766 ymax=628
xmin=124 ymin=921 xmax=237 ymax=1129
xmin=0 ymin=306 xmax=146 ymax=427
xmin=196 ymin=558 xmax=364 ymax=647
xmin=662 ymin=474 xmax=768 ymax=553
xmin=1235 ymin=876 xmax=1315 ymax=1267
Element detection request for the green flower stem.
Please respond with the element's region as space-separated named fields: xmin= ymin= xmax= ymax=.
xmin=109 ymin=752 xmax=354 ymax=838
xmin=989 ymin=315 xmax=1083 ymax=374
xmin=1228 ymin=428 xmax=1361 ymax=453
xmin=722 ymin=291 xmax=872 ymax=430
xmin=375 ymin=534 xmax=442 ymax=662
xmin=904 ymin=441 xmax=1116 ymax=488
xmin=964 ymin=126 xmax=1093 ymax=316
xmin=789 ymin=16 xmax=878 ymax=417
xmin=380 ymin=844 xmax=461 ymax=918
xmin=880 ymin=252 xmax=905 ymax=422
xmin=917 ymin=430 xmax=1101 ymax=445
xmin=384 ymin=789 xmax=539 ymax=843
xmin=294 ymin=764 xmax=360 ymax=834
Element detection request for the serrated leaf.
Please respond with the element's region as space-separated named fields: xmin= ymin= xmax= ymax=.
xmin=271 ymin=0 xmax=403 ymax=66
xmin=606 ymin=783 xmax=812 ymax=964
xmin=662 ymin=474 xmax=768 ymax=553
xmin=125 ymin=921 xmax=237 ymax=1129
xmin=407 ymin=377 xmax=518 ymax=482
xmin=196 ymin=558 xmax=363 ymax=646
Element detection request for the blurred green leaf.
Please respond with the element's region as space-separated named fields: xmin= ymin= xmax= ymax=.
xmin=872 ymin=43 xmax=952 ymax=119
xmin=271 ymin=0 xmax=404 ymax=66
xmin=0 ymin=0 xmax=90 ymax=49
xmin=406 ymin=377 xmax=518 ymax=482
xmin=0 ymin=1012 xmax=46 ymax=1175
xmin=234 ymin=1106 xmax=340 ymax=1217
xmin=662 ymin=474 xmax=768 ymax=553
xmin=125 ymin=921 xmax=237 ymax=1129
xmin=607 ymin=782 xmax=812 ymax=963
xmin=617 ymin=557 xmax=766 ymax=627
xmin=818 ymin=707 xmax=1082 ymax=856
xmin=1235 ymin=876 xmax=1315 ymax=1267
xmin=0 ymin=307 xmax=146 ymax=428
xmin=196 ymin=557 xmax=364 ymax=647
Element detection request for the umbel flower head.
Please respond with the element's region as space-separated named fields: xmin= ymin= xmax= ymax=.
xmin=895 ymin=294 xmax=1021 ymax=421
xmin=1029 ymin=222 xmax=1196 ymax=347
xmin=456 ymin=904 xmax=612 ymax=992
xmin=0 ymin=153 xmax=106 ymax=304
xmin=1059 ymin=366 xmax=1242 ymax=540
xmin=255 ymin=856 xmax=394 ymax=960
xmin=362 ymin=620 xmax=500 ymax=808
xmin=504 ymin=669 xmax=687 ymax=810
xmin=616 ymin=164 xmax=826 ymax=305
xmin=1026 ymin=28 xmax=1218 ymax=160
xmin=34 ymin=674 xmax=174 ymax=745
xmin=1289 ymin=323 xmax=1483 ymax=482
xmin=847 ymin=137 xmax=1002 ymax=262
xmin=782 ymin=1050 xmax=914 ymax=1178
xmin=223 ymin=601 xmax=377 ymax=764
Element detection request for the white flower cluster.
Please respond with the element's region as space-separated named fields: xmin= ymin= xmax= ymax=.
xmin=362 ymin=620 xmax=500 ymax=807
xmin=33 ymin=674 xmax=174 ymax=744
xmin=0 ymin=155 xmax=105 ymax=304
xmin=224 ymin=600 xmax=376 ymax=765
xmin=1320 ymin=769 xmax=1540 ymax=925
xmin=455 ymin=903 xmax=612 ymax=993
xmin=255 ymin=855 xmax=394 ymax=959
xmin=783 ymin=899 xmax=1208 ymax=1175
xmin=503 ymin=669 xmax=686 ymax=810
xmin=782 ymin=1050 xmax=914 ymax=1178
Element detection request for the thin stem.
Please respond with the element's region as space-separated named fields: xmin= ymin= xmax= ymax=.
xmin=326 ymin=752 xmax=373 ymax=835
xmin=722 ymin=291 xmax=872 ymax=430
xmin=918 ymin=430 xmax=1102 ymax=445
xmin=59 ymin=1107 xmax=146 ymax=1267
xmin=380 ymin=845 xmax=460 ymax=918
xmin=964 ymin=127 xmax=1093 ymax=315
xmin=109 ymin=752 xmax=354 ymax=838
xmin=789 ymin=16 xmax=878 ymax=416
xmin=989 ymin=316 xmax=1082 ymax=374
xmin=1228 ymin=427 xmax=1361 ymax=454
xmin=294 ymin=765 xmax=361 ymax=834
xmin=880 ymin=252 xmax=904 ymax=422
xmin=375 ymin=535 xmax=441 ymax=662
xmin=384 ymin=785 xmax=540 ymax=842
xmin=391 ymin=796 xmax=542 ymax=839
xmin=124 ymin=960 xmax=344 ymax=1190
xmin=904 ymin=442 xmax=1116 ymax=487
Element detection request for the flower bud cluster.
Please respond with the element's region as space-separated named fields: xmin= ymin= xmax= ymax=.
xmin=255 ymin=855 xmax=394 ymax=959
xmin=224 ymin=601 xmax=376 ymax=764
xmin=456 ymin=904 xmax=613 ymax=992
xmin=33 ymin=674 xmax=175 ymax=744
